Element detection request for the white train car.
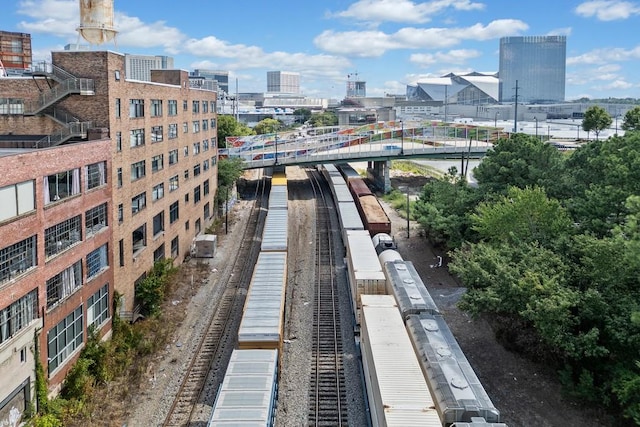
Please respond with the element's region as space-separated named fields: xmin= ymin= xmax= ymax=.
xmin=332 ymin=182 xmax=354 ymax=203
xmin=372 ymin=232 xmax=397 ymax=255
xmin=268 ymin=185 xmax=288 ymax=210
xmin=406 ymin=313 xmax=501 ymax=425
xmin=360 ymin=295 xmax=441 ymax=427
xmin=337 ymin=163 xmax=362 ymax=181
xmin=237 ymin=252 xmax=287 ymax=350
xmin=381 ymin=258 xmax=440 ymax=319
xmin=208 ymin=349 xmax=278 ymax=427
xmin=261 ymin=209 xmax=288 ymax=252
xmin=345 ymin=230 xmax=386 ymax=325
xmin=337 ymin=200 xmax=365 ymax=244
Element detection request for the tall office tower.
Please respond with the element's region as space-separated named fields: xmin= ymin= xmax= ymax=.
xmin=499 ymin=36 xmax=566 ymax=104
xmin=267 ymin=71 xmax=300 ymax=94
xmin=0 ymin=31 xmax=32 ymax=73
xmin=191 ymin=69 xmax=229 ymax=94
xmin=124 ymin=54 xmax=174 ymax=81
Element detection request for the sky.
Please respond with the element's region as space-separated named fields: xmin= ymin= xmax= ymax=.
xmin=2 ymin=0 xmax=640 ymax=101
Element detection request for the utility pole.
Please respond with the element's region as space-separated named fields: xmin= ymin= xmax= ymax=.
xmin=513 ymin=80 xmax=519 ymax=133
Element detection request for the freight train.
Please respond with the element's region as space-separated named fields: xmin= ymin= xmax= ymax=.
xmin=321 ymin=163 xmax=506 ymax=427
xmin=208 ymin=169 xmax=288 ymax=426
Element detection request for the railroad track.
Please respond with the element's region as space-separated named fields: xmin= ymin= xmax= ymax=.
xmin=162 ymin=176 xmax=268 ymax=427
xmin=307 ymin=169 xmax=348 ymax=426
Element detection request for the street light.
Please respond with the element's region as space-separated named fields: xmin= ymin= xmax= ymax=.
xmin=534 ymin=117 xmax=538 ymax=139
xmin=406 ymin=192 xmax=410 ymax=238
xmin=274 ymin=127 xmax=279 ymax=165
xmin=399 ymin=120 xmax=404 ymax=155
xmin=494 ymin=111 xmax=500 ymax=128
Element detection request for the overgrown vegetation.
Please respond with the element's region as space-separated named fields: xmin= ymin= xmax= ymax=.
xmin=414 ymin=113 xmax=640 ymax=424
xmin=31 ymin=260 xmax=180 ymax=426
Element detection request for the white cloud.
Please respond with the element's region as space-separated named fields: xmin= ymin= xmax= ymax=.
xmin=410 ymin=49 xmax=481 ymax=66
xmin=547 ymin=27 xmax=572 ymax=36
xmin=16 ymin=0 xmax=78 ymax=38
xmin=331 ymin=0 xmax=485 ymax=24
xmin=567 ymin=45 xmax=640 ymax=65
xmin=575 ymin=0 xmax=640 ymax=21
xmin=315 ymin=19 xmax=527 ymax=57
xmin=115 ymin=15 xmax=186 ymax=53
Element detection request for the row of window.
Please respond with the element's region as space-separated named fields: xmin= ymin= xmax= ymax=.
xmin=118 ymin=156 xmax=216 ymax=188
xmin=126 ymin=177 xmax=209 ymax=222
xmin=116 ymin=121 xmax=216 ymax=151
xmin=115 ymin=98 xmax=216 ymax=119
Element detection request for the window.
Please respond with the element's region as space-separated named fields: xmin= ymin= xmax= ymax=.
xmin=47 ymin=306 xmax=83 ymax=374
xmin=46 ymin=261 xmax=82 ymax=309
xmin=132 ymin=224 xmax=147 ymax=255
xmin=151 ymin=99 xmax=163 ymax=117
xmin=168 ymin=123 xmax=178 ymax=139
xmin=183 ymin=146 xmax=189 ymax=157
xmin=193 ymin=164 xmax=201 ymax=176
xmin=210 ymin=102 xmax=216 ymax=113
xmin=131 ymin=160 xmax=146 ymax=181
xmin=0 ymin=98 xmax=24 ymax=115
xmin=184 ymin=169 xmax=189 ymax=180
xmin=131 ymin=192 xmax=146 ymax=214
xmin=119 ymin=239 xmax=124 ymax=267
xmin=203 ymin=159 xmax=210 ymax=171
xmin=204 ymin=179 xmax=210 ymax=195
xmin=169 ymin=201 xmax=179 ymax=223
xmin=116 ymin=132 xmax=122 ymax=151
xmin=118 ymin=204 xmax=124 ymax=223
xmin=115 ymin=98 xmax=121 ymax=118
xmin=129 ymin=99 xmax=144 ymax=118
xmin=211 ymin=118 xmax=216 ymax=129
xmin=168 ymin=100 xmax=178 ymax=116
xmin=192 ymin=100 xmax=200 ymax=113
xmin=192 ymin=121 xmax=200 ymax=133
xmin=194 ymin=185 xmax=201 ymax=203
xmin=203 ymin=101 xmax=208 ymax=113
xmin=130 ymin=129 xmax=145 ymax=147
xmin=151 ymin=154 xmax=164 ymax=172
xmin=169 ymin=149 xmax=178 ymax=165
xmin=195 ymin=218 xmax=201 ymax=233
xmin=153 ymin=211 xmax=164 ymax=236
xmin=152 ymin=183 xmax=164 ymax=201
xmin=193 ymin=142 xmax=200 ymax=155
xmin=0 ymin=180 xmax=35 ymax=222
xmin=185 ymin=220 xmax=189 ymax=231
xmin=45 ymin=216 xmax=82 ymax=258
xmin=169 ymin=175 xmax=179 ymax=192
xmin=87 ymin=244 xmax=108 ymax=279
xmin=85 ymin=203 xmax=108 ymax=236
xmin=183 ymin=100 xmax=188 ymax=111
xmin=0 ymin=236 xmax=37 ymax=285
xmin=211 ymin=156 xmax=217 ymax=167
xmin=171 ymin=236 xmax=179 ymax=258
xmin=202 ymin=119 xmax=208 ymax=131
xmin=151 ymin=126 xmax=163 ymax=142
xmin=45 ymin=169 xmax=80 ymax=204
xmin=88 ymin=284 xmax=109 ymax=329
xmin=203 ymin=139 xmax=209 ymax=151
xmin=204 ymin=202 xmax=210 ymax=219
xmin=0 ymin=289 xmax=38 ymax=345
xmin=117 ymin=168 xmax=122 ymax=187
xmin=86 ymin=161 xmax=107 ymax=190
xmin=114 ymin=70 xmax=120 ymax=81
xmin=183 ymin=122 xmax=188 ymax=133
xmin=154 ymin=244 xmax=165 ymax=262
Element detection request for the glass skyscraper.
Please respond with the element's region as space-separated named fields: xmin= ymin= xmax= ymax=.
xmin=499 ymin=36 xmax=566 ymax=104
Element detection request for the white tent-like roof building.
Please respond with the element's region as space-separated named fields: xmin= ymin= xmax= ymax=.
xmin=407 ymin=72 xmax=499 ymax=105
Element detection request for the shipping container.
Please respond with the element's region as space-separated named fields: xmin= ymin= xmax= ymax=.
xmin=268 ymin=185 xmax=288 ymax=210
xmin=382 ymin=260 xmax=439 ymax=318
xmin=337 ymin=162 xmax=362 ymax=181
xmin=208 ymin=349 xmax=278 ymax=427
xmin=238 ymin=252 xmax=287 ymax=350
xmin=332 ymin=182 xmax=353 ymax=203
xmin=406 ymin=313 xmax=501 ymax=425
xmin=261 ymin=209 xmax=288 ymax=252
xmin=360 ymin=295 xmax=441 ymax=427
xmin=337 ymin=201 xmax=364 ymax=244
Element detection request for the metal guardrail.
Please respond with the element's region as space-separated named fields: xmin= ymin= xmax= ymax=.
xmin=25 ymin=78 xmax=95 ymax=114
xmin=34 ymin=121 xmax=93 ymax=148
xmin=45 ymin=106 xmax=81 ymax=125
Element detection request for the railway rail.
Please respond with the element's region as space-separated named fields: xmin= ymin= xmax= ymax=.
xmin=162 ymin=175 xmax=268 ymax=427
xmin=307 ymin=169 xmax=349 ymax=426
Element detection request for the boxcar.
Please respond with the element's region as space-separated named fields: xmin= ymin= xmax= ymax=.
xmin=237 ymin=252 xmax=287 ymax=350
xmin=406 ymin=313 xmax=501 ymax=425
xmin=345 ymin=230 xmax=386 ymax=325
xmin=261 ymin=209 xmax=288 ymax=252
xmin=357 ymin=194 xmax=391 ymax=236
xmin=381 ymin=259 xmax=439 ymax=319
xmin=360 ymin=295 xmax=441 ymax=427
xmin=208 ymin=349 xmax=278 ymax=426
xmin=268 ymin=185 xmax=288 ymax=210
xmin=348 ymin=177 xmax=373 ymax=198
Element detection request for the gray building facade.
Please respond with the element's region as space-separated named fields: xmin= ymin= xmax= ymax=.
xmin=499 ymin=36 xmax=566 ymax=104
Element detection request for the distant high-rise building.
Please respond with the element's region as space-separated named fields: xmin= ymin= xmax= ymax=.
xmin=124 ymin=54 xmax=174 ymax=81
xmin=499 ymin=36 xmax=566 ymax=104
xmin=191 ymin=69 xmax=229 ymax=95
xmin=267 ymin=71 xmax=300 ymax=94
xmin=0 ymin=31 xmax=32 ymax=72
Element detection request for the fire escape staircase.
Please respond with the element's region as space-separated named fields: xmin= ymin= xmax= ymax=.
xmin=25 ymin=63 xmax=95 ymax=147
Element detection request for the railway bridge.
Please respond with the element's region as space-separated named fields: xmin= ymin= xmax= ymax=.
xmin=221 ymin=122 xmax=495 ymax=191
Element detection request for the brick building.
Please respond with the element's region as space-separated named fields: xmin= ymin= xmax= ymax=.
xmin=0 ymin=140 xmax=113 ymax=422
xmin=0 ymin=49 xmax=218 ymax=418
xmin=0 ymin=31 xmax=32 ymax=74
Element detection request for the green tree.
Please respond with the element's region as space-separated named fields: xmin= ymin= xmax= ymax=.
xmin=308 ymin=111 xmax=338 ymax=127
xmin=216 ymin=157 xmax=244 ymax=209
xmin=622 ymin=106 xmax=640 ymax=132
xmin=254 ymin=118 xmax=281 ymax=135
xmin=216 ymin=115 xmax=255 ymax=148
xmin=582 ymin=105 xmax=613 ymax=140
xmin=293 ymin=108 xmax=312 ymax=124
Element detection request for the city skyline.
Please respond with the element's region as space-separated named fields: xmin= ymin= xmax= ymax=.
xmin=2 ymin=0 xmax=640 ymax=100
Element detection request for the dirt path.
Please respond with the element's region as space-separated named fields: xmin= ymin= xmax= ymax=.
xmin=382 ymin=175 xmax=609 ymax=427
